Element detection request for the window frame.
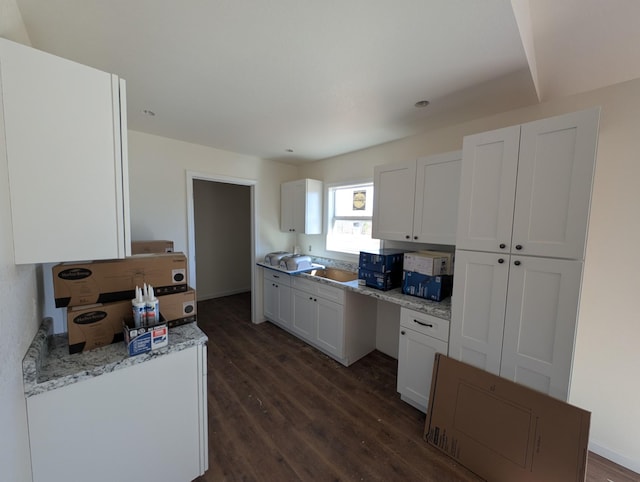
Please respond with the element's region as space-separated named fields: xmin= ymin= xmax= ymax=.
xmin=325 ymin=180 xmax=380 ymax=257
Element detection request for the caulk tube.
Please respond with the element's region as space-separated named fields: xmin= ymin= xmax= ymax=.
xmin=132 ymin=286 xmax=146 ymax=328
xmin=145 ymin=285 xmax=160 ymax=326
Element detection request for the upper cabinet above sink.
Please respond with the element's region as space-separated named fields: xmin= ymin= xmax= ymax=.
xmin=280 ymin=178 xmax=323 ymax=234
xmin=372 ymin=151 xmax=461 ymax=245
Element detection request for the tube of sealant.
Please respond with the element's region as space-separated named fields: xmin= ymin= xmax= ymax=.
xmin=132 ymin=286 xmax=146 ymax=327
xmin=145 ymin=284 xmax=160 ymax=326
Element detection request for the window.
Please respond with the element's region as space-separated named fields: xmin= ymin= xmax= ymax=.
xmin=326 ymin=182 xmax=380 ymax=255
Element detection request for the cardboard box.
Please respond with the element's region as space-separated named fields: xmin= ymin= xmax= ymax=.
xmin=66 ymin=288 xmax=196 ymax=353
xmin=358 ymin=268 xmax=401 ymax=291
xmin=161 ymin=288 xmax=197 ymax=328
xmin=67 ymin=302 xmax=129 ymax=354
xmin=358 ymin=249 xmax=406 ymax=273
xmin=425 ymin=354 xmax=590 ymax=482
xmin=53 ymin=253 xmax=188 ymax=308
xmin=402 ymin=271 xmax=453 ymax=301
xmin=403 ymin=251 xmax=452 ymax=276
xmin=123 ymin=321 xmax=168 ymax=356
xmin=131 ymin=240 xmax=174 ymax=254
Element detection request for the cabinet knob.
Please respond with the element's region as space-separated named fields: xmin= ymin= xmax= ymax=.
xmin=413 ymin=236 xmax=418 ymax=240
xmin=499 ymin=243 xmax=506 ymax=249
xmin=514 ymin=260 xmax=521 ymax=266
xmin=313 ymin=298 xmax=317 ymax=302
xmin=405 ymin=235 xmax=410 ymax=239
xmin=498 ymin=258 xmax=504 ymax=264
xmin=515 ymin=244 xmax=523 ymax=250
xmin=401 ymin=330 xmax=406 ymax=336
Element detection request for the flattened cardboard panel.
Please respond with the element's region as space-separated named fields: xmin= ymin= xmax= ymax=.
xmin=425 ymin=354 xmax=590 ymax=482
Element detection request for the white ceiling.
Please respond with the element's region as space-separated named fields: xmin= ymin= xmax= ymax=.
xmin=13 ymin=0 xmax=640 ymax=164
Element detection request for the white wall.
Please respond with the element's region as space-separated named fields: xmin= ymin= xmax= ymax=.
xmin=127 ymin=130 xmax=299 ymax=321
xmin=194 ymin=180 xmax=251 ymax=300
xmin=298 ymin=78 xmax=640 ymax=472
xmin=0 ymin=2 xmax=40 ymax=481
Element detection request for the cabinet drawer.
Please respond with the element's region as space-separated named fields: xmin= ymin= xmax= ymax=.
xmin=292 ymin=276 xmax=344 ymax=304
xmin=263 ymin=269 xmax=291 ymax=287
xmin=400 ymin=308 xmax=449 ymax=342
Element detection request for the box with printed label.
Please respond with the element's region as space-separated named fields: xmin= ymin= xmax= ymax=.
xmin=131 ymin=240 xmax=174 ymax=254
xmin=52 ymin=253 xmax=188 ymax=308
xmin=123 ymin=321 xmax=169 ymax=357
xmin=402 ymin=271 xmax=453 ymax=301
xmin=358 ymin=268 xmax=401 ymax=291
xmin=66 ymin=301 xmax=129 ymax=354
xmin=161 ymin=288 xmax=197 ymax=328
xmin=358 ymin=249 xmax=406 ymax=273
xmin=403 ymin=251 xmax=452 ymax=276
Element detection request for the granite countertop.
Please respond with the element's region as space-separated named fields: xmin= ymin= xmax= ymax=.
xmin=259 ymin=256 xmax=452 ymax=321
xmin=23 ymin=318 xmax=208 ymax=398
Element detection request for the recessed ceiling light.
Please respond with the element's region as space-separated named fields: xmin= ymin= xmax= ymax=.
xmin=142 ymin=109 xmax=156 ymax=116
xmin=414 ymin=100 xmax=430 ymax=108
xmin=286 ymin=148 xmax=294 ymax=153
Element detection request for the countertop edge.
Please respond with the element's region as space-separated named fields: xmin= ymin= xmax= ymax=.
xmin=23 ymin=322 xmax=208 ymax=398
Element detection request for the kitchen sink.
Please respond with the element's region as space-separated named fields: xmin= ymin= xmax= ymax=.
xmin=308 ymin=268 xmax=358 ymax=283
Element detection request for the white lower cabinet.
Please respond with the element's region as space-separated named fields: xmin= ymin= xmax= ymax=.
xmin=263 ymin=269 xmax=292 ymax=329
xmin=289 ymin=277 xmax=376 ymax=366
xmin=397 ymin=308 xmax=449 ymax=412
xmin=27 ymin=345 xmax=208 ymax=482
xmin=449 ymin=249 xmax=583 ymax=400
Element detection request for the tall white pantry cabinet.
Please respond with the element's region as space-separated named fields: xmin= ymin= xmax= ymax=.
xmin=0 ymin=37 xmax=130 ymax=264
xmin=450 ymin=108 xmax=599 ymax=401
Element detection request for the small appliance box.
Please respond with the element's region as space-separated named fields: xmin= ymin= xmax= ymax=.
xmin=358 ymin=249 xmax=406 ymax=273
xmin=403 ymin=251 xmax=453 ymax=276
xmin=402 ymin=271 xmax=453 ymax=301
xmin=131 ymin=240 xmax=174 ymax=255
xmin=425 ymin=354 xmax=590 ymax=482
xmin=52 ymin=253 xmax=188 ymax=308
xmin=358 ymin=268 xmax=401 ymax=291
xmin=66 ymin=301 xmax=129 ymax=354
xmin=123 ymin=321 xmax=168 ymax=357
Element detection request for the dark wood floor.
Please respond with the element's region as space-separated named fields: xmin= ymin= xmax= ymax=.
xmin=194 ymin=292 xmax=639 ymax=482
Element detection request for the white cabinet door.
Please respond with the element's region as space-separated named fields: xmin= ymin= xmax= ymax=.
xmin=413 ymin=151 xmax=461 ymax=245
xmin=263 ymin=270 xmax=292 ymax=328
xmin=500 ymin=257 xmax=583 ymax=400
xmin=291 ymin=288 xmax=316 ymax=340
xmin=0 ymin=38 xmax=130 ymax=264
xmin=512 ymin=108 xmax=599 ymax=259
xmin=397 ymin=326 xmax=448 ymax=412
xmin=372 ymin=160 xmax=416 ymax=241
xmin=456 ymin=126 xmax=520 ymax=253
xmin=449 ymin=249 xmax=509 ymax=375
xmin=27 ymin=346 xmax=206 ymax=482
xmin=315 ymin=296 xmax=344 ymax=358
xmin=280 ymin=179 xmax=323 ymax=234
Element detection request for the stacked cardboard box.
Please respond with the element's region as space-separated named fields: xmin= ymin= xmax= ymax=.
xmin=357 ymin=249 xmax=406 ymax=291
xmin=401 ymin=251 xmax=454 ymax=301
xmin=53 ymin=252 xmax=196 ymax=354
xmin=131 ymin=240 xmax=174 ymax=254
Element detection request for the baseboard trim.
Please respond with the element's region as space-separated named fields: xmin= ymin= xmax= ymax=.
xmin=589 ymin=441 xmax=640 ymax=474
xmin=197 ymin=288 xmax=251 ymax=301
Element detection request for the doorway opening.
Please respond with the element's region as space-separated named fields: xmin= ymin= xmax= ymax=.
xmin=186 ymin=171 xmax=257 ymax=323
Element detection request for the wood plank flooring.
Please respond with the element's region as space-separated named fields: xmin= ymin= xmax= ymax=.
xmin=194 ymin=292 xmax=639 ymax=482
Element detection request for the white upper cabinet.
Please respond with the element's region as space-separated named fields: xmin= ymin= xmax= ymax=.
xmin=372 ymin=159 xmax=416 ymax=241
xmin=280 ymin=178 xmax=323 ymax=234
xmin=456 ymin=108 xmax=599 ymax=260
xmin=0 ymin=38 xmax=130 ymax=264
xmin=373 ymin=151 xmax=461 ymax=244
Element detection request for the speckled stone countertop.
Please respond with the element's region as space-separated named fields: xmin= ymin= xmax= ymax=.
xmin=259 ymin=256 xmax=452 ymax=321
xmin=23 ymin=318 xmax=208 ymax=398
